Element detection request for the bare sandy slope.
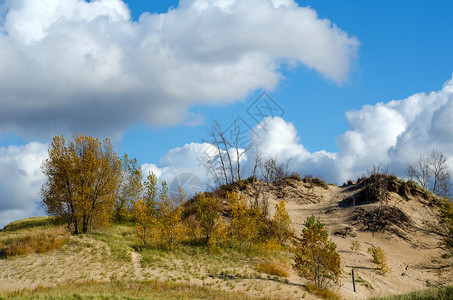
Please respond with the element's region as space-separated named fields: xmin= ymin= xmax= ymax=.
xmin=0 ymin=179 xmax=451 ymax=299
xmin=244 ymin=179 xmax=451 ymax=299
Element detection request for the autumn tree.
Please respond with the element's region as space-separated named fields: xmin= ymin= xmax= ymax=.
xmin=143 ymin=172 xmax=159 ymax=215
xmin=157 ymin=184 xmax=185 ymax=250
xmin=367 ymin=245 xmax=390 ymax=273
xmin=294 ymin=215 xmax=341 ymax=289
xmin=115 ymin=154 xmax=143 ymax=222
xmin=134 ymin=198 xmax=155 ymax=246
xmin=228 ymin=191 xmax=265 ymax=251
xmin=41 ymin=134 xmax=122 ymax=234
xmin=195 ymin=193 xmax=223 ymax=246
xmin=272 ymin=200 xmax=294 ymax=245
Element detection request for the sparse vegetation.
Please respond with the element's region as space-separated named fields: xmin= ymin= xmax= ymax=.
xmin=2 ymin=169 xmax=450 ymax=299
xmin=350 ymin=240 xmax=361 ymax=254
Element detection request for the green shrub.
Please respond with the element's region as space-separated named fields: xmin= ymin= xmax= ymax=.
xmin=294 ymin=215 xmax=341 ymax=288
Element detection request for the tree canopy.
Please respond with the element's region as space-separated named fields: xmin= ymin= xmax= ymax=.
xmin=41 ymin=134 xmax=122 ymax=234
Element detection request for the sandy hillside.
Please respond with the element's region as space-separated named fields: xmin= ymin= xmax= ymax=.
xmin=0 ymin=177 xmax=451 ymax=299
xmin=241 ymin=177 xmax=452 ymax=299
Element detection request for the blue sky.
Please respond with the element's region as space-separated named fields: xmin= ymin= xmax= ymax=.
xmin=0 ymin=0 xmax=453 ymax=227
xmin=116 ymin=0 xmax=453 ymax=161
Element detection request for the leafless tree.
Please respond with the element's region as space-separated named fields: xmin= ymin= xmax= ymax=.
xmin=261 ymin=157 xmax=291 ymax=184
xmin=430 ymin=150 xmax=451 ymax=198
xmin=406 ymin=149 xmax=452 ymax=199
xmin=202 ymin=119 xmax=251 ymax=187
xmin=406 ymin=154 xmax=430 ymax=190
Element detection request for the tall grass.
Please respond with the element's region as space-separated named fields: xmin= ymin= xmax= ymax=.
xmin=256 ymin=261 xmax=289 ymax=277
xmin=0 ymin=280 xmax=260 ymax=299
xmin=2 ymin=227 xmax=68 ymax=257
xmin=371 ymin=286 xmax=453 ymax=300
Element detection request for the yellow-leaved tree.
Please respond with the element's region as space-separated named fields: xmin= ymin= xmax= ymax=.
xmin=228 ymin=191 xmax=265 ymax=251
xmin=272 ymin=200 xmax=294 ymax=245
xmin=41 ymin=134 xmax=122 ymax=234
xmin=157 ymin=184 xmax=185 ymax=250
xmin=115 ymin=154 xmax=143 ymax=222
xmin=195 ymin=193 xmax=225 ymax=246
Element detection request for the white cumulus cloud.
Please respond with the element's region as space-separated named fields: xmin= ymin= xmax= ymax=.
xmin=0 ymin=142 xmax=48 ymax=228
xmin=145 ymin=75 xmax=453 ymax=186
xmin=2 ymin=76 xmax=453 ymax=226
xmin=0 ymin=0 xmax=359 ymax=139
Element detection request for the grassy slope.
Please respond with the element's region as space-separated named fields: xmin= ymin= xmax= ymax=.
xmin=370 ymin=286 xmax=453 ymax=300
xmin=0 ymin=217 xmax=298 ymax=300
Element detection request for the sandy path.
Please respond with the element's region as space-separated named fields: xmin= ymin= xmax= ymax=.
xmin=130 ymin=251 xmax=144 ymax=280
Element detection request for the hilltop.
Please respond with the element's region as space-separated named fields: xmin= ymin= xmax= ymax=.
xmin=0 ymin=175 xmax=451 ymax=299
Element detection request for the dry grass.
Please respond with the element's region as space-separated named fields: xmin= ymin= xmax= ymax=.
xmin=1 ymin=217 xmax=69 ymax=258
xmin=256 ymin=261 xmax=289 ymax=277
xmin=0 ymin=279 xmax=261 ymax=299
xmin=3 ymin=228 xmax=68 ymax=257
xmin=304 ymin=284 xmax=341 ymax=300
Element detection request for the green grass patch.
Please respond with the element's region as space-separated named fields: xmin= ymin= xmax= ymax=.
xmin=2 ymin=217 xmax=56 ymax=232
xmin=370 ymin=286 xmax=453 ymax=300
xmin=88 ymin=224 xmax=137 ymax=261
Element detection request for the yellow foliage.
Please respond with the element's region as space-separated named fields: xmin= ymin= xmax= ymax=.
xmin=259 ymin=238 xmax=282 ymax=256
xmin=133 ymin=199 xmax=157 ymax=246
xmin=195 ymin=193 xmax=225 ymax=246
xmin=157 ymin=184 xmax=185 ymax=250
xmin=272 ymin=200 xmax=294 ymax=244
xmin=228 ymin=191 xmax=265 ymax=251
xmin=367 ymin=245 xmax=391 ymax=274
xmin=41 ymin=134 xmax=122 ymax=234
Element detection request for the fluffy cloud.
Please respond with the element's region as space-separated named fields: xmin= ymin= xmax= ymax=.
xmin=2 ymin=76 xmax=453 ymax=226
xmin=148 ymin=76 xmax=453 ymax=186
xmin=0 ymin=0 xmax=358 ymax=139
xmin=0 ymin=142 xmax=48 ymax=228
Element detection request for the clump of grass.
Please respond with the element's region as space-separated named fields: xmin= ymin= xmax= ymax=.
xmin=304 ymin=284 xmax=341 ymax=300
xmin=370 ymin=286 xmax=453 ymax=300
xmin=2 ymin=227 xmax=68 ymax=257
xmin=256 ymin=261 xmax=289 ymax=277
xmin=356 ymin=276 xmax=373 ymax=289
